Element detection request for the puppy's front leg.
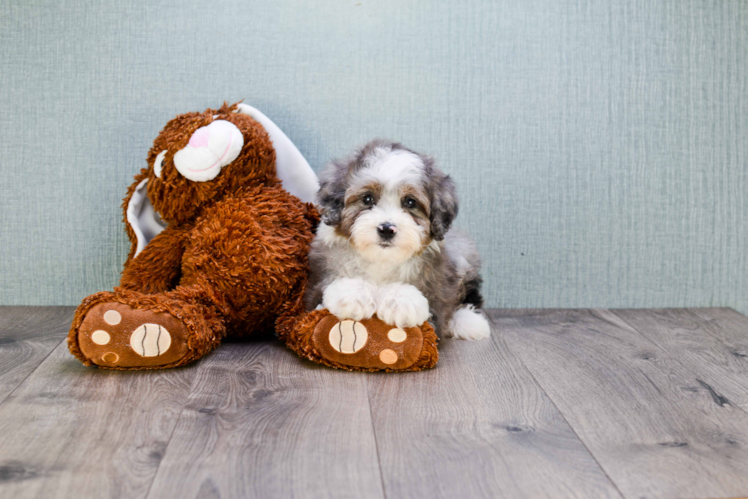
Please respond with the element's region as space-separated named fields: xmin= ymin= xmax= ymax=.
xmin=376 ymin=283 xmax=430 ymax=329
xmin=322 ymin=278 xmax=378 ymax=321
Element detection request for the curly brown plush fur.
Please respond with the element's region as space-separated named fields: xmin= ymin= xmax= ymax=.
xmin=68 ymin=103 xmax=318 ymax=369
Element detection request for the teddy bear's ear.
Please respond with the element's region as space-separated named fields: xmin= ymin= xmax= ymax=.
xmin=123 ymin=175 xmax=167 ymax=259
xmin=235 ymin=104 xmax=319 ymax=204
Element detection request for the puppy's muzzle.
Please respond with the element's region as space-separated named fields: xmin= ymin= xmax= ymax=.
xmin=377 ymin=222 xmax=397 ymax=241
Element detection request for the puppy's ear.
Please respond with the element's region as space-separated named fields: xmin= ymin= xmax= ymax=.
xmin=316 ymin=161 xmax=347 ymax=226
xmin=428 ymin=167 xmax=459 ymax=241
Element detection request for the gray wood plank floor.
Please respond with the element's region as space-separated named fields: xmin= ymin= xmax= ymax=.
xmin=0 ymin=307 xmax=747 ymax=498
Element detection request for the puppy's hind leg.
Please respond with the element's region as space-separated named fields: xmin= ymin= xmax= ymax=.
xmin=447 ymin=305 xmax=491 ymax=340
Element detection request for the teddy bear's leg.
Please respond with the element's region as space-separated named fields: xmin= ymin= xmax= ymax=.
xmin=119 ymin=226 xmax=188 ymax=294
xmin=277 ymin=304 xmax=440 ymax=372
xmin=69 ymin=284 xmax=227 ymax=370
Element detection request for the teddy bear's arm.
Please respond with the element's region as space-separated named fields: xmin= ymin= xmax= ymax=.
xmin=119 ymin=226 xmax=188 ymax=294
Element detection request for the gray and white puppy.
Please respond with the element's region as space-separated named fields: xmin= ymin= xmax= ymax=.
xmin=305 ymin=139 xmax=490 ymax=340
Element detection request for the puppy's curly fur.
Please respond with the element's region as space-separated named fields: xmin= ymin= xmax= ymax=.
xmin=305 ymin=139 xmax=490 ymax=340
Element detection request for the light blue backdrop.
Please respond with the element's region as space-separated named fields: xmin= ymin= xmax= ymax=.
xmin=1 ymin=0 xmax=746 ymax=312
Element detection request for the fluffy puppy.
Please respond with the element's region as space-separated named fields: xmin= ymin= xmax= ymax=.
xmin=304 ymin=139 xmax=490 ymax=340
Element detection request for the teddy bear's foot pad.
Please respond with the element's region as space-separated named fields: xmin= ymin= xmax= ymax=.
xmin=77 ymin=302 xmax=189 ymax=368
xmin=312 ymin=315 xmax=425 ymax=371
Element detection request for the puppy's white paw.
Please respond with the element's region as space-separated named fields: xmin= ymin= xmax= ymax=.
xmin=322 ymin=278 xmax=378 ymax=321
xmin=376 ymin=283 xmax=430 ymax=328
xmin=447 ymin=306 xmax=491 ymax=340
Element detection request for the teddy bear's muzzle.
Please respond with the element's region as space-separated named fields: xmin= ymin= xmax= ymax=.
xmin=173 ymin=120 xmax=244 ymax=182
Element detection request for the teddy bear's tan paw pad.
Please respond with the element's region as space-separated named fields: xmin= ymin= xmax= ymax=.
xmin=312 ymin=315 xmax=424 ymax=371
xmin=78 ymin=302 xmax=189 ymax=368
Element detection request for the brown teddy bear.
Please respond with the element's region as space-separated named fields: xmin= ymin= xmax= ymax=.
xmin=68 ymin=102 xmax=438 ymax=372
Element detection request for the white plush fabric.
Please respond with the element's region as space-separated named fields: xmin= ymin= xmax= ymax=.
xmin=153 ymin=150 xmax=167 ymax=178
xmin=126 ymin=179 xmax=166 ymax=258
xmin=236 ymin=103 xmax=319 ymax=204
xmin=173 ymin=120 xmax=244 ymax=182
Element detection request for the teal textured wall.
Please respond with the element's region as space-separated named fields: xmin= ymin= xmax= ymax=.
xmin=1 ymin=0 xmax=746 ymax=311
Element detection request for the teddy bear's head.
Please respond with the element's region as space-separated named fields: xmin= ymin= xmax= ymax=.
xmin=144 ymin=102 xmax=276 ymax=224
xmin=124 ymin=102 xmax=318 ymax=258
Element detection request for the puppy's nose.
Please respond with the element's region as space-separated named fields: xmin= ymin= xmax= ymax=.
xmin=377 ymin=222 xmax=397 ymax=240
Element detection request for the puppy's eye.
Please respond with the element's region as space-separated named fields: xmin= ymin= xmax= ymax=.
xmin=362 ymin=194 xmax=375 ymax=207
xmin=403 ymin=197 xmax=417 ymax=209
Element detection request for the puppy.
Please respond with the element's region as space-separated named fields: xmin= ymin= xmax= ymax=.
xmin=305 ymin=139 xmax=490 ymax=340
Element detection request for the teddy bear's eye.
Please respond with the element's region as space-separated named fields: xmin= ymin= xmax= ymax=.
xmin=153 ymin=150 xmax=168 ymax=178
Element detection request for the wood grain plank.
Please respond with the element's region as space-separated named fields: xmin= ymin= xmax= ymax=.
xmin=611 ymin=308 xmax=748 ymax=410
xmin=367 ymin=321 xmax=621 ymax=498
xmin=0 ymin=338 xmax=198 ymax=498
xmin=0 ymin=306 xmax=73 ymax=406
xmin=147 ymin=340 xmax=384 ymax=499
xmin=690 ymin=308 xmax=748 ymax=360
xmin=496 ymin=309 xmax=748 ymax=498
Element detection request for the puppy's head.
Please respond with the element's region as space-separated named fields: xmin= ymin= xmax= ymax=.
xmin=317 ymin=139 xmax=458 ymax=264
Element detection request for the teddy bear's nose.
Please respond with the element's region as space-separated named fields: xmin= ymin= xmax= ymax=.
xmin=188 ymin=127 xmax=211 ymax=149
xmin=173 ymin=120 xmax=244 ymax=182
